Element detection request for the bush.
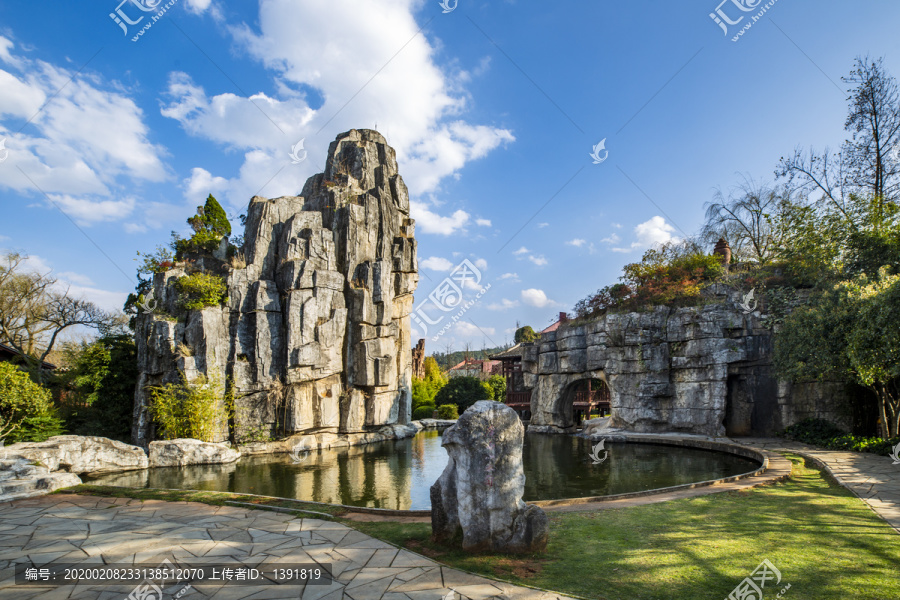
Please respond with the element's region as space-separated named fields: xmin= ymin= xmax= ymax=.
xmin=487 ymin=375 xmax=506 ymax=402
xmin=0 ymin=362 xmax=65 ymax=443
xmin=437 ymin=404 xmax=459 ymax=419
xmin=174 ymin=273 xmax=227 ymax=311
xmin=412 ymin=405 xmax=436 ymax=420
xmin=147 ymin=372 xmax=230 ymax=442
xmin=781 ymin=418 xmax=847 ymax=445
xmin=514 ymin=326 xmax=538 ymax=343
xmin=412 ymin=356 xmax=447 ymax=410
xmin=434 ymin=376 xmax=491 ymax=412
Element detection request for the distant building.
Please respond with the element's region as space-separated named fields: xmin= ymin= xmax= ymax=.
xmin=541 ymin=312 xmax=569 ymax=335
xmin=0 ymin=342 xmax=56 ymax=371
xmin=490 ymin=344 xmax=532 ymax=419
xmin=446 ymin=358 xmax=500 ymax=379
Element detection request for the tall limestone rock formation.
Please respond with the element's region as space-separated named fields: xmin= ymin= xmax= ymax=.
xmin=132 ymin=130 xmax=418 ymax=446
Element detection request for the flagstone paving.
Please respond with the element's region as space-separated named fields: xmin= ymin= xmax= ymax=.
xmin=0 ymin=494 xmax=573 ymax=600
xmin=736 ymin=437 xmax=900 ymax=534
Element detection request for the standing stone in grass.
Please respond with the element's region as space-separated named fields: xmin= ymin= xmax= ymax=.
xmin=430 ymin=400 xmax=548 ymax=553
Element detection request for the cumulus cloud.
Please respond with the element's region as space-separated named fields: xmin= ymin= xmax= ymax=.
xmin=451 ymin=321 xmax=496 ymax=339
xmin=566 ymin=239 xmax=586 ymax=247
xmin=537 ymin=222 xmax=549 ymax=228
xmin=487 ymin=298 xmax=519 ymax=311
xmin=0 ymin=37 xmax=167 ymax=224
xmin=528 ymin=255 xmax=548 ymax=266
xmin=475 ymin=218 xmax=492 ymax=227
xmin=513 ymin=246 xmax=529 ymax=256
xmin=521 ymin=288 xmax=557 ymax=308
xmin=474 ymin=258 xmax=488 ymax=271
xmin=159 ymin=0 xmax=513 ymax=219
xmin=420 ymin=256 xmax=454 ymax=271
xmin=498 ymin=272 xmax=519 ymax=281
xmin=513 ymin=245 xmax=547 ymax=266
xmin=612 ymin=216 xmax=679 ymax=253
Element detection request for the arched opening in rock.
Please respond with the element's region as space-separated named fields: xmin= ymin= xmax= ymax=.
xmin=558 ymin=378 xmax=611 ymax=428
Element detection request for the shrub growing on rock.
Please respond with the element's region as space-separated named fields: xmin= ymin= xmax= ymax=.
xmin=174 ymin=273 xmax=227 ymax=311
xmin=147 ymin=372 xmax=229 ymax=442
xmin=0 ymin=362 xmax=65 ymax=442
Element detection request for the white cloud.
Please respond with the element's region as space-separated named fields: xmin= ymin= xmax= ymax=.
xmin=521 ymin=288 xmax=556 ymax=308
xmin=452 ymin=321 xmax=496 ymax=338
xmin=612 ymin=222 xmax=622 ymax=229
xmin=474 ymin=258 xmax=488 ymax=271
xmin=410 ymin=201 xmax=470 ymax=235
xmin=185 ymin=0 xmax=214 ymax=13
xmin=487 ymin=298 xmax=519 ymax=311
xmin=0 ymin=37 xmax=167 ymax=224
xmin=475 ymin=218 xmax=492 ymax=227
xmin=513 ymin=246 xmax=529 ymax=256
xmin=600 ymin=233 xmax=621 ymax=244
xmin=612 ymin=216 xmax=679 ymax=253
xmin=537 ymin=222 xmax=549 ymax=228
xmin=566 ymin=239 xmax=586 ymax=247
xmin=498 ymin=272 xmax=519 ymax=281
xmin=528 ymin=255 xmax=548 ymax=267
xmin=420 ymin=256 xmax=454 ymax=271
xmin=159 ymin=1 xmax=513 ymax=215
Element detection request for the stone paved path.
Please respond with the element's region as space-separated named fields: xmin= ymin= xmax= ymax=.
xmin=0 ymin=494 xmax=572 ymax=600
xmin=736 ymin=437 xmax=900 ymax=534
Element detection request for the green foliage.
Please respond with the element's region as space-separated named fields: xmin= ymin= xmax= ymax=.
xmin=487 ymin=375 xmax=506 ymax=402
xmin=147 ymin=372 xmax=228 ymax=442
xmin=514 ymin=326 xmax=538 ymax=343
xmin=0 ymin=362 xmax=65 ymax=442
xmin=174 ymin=273 xmax=227 ymax=311
xmin=436 ymin=404 xmax=459 ymax=419
xmin=776 ymin=272 xmax=900 ymax=436
xmin=174 ymin=195 xmax=232 ymax=259
xmin=55 ymin=335 xmax=137 ymax=441
xmin=574 ymin=240 xmax=725 ymax=319
xmin=481 ymin=380 xmax=495 ymax=400
xmin=412 ymin=356 xmax=447 ymax=410
xmin=412 ymin=405 xmax=436 ymax=420
xmin=781 ymin=417 xmax=899 ymax=456
xmin=434 ymin=376 xmax=490 ymax=412
xmin=136 ymin=244 xmax=175 ymax=276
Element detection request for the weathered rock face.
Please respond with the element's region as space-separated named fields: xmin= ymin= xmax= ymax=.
xmin=132 ymin=130 xmax=418 ymax=446
xmin=149 ymin=439 xmax=241 ymax=467
xmin=0 ymin=457 xmax=82 ymax=502
xmin=5 ymin=436 xmax=149 ymax=474
xmin=431 ymin=401 xmax=548 ymax=554
xmin=525 ymin=287 xmax=850 ymax=437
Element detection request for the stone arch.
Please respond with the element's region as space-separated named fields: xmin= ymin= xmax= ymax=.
xmin=529 ymin=369 xmax=612 ymax=432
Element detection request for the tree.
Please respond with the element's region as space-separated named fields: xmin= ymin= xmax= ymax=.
xmin=0 ymin=362 xmax=65 ymax=442
xmin=0 ymin=253 xmax=115 ymax=380
xmin=778 ymin=57 xmax=900 ymax=224
xmin=412 ymin=356 xmax=447 ymax=410
xmin=434 ymin=376 xmax=491 ymax=412
xmin=514 ymin=326 xmax=538 ymax=343
xmin=775 ymin=272 xmax=900 ymax=438
xmin=701 ymin=177 xmax=791 ymax=263
xmin=174 ymin=194 xmax=233 ymax=258
xmin=487 ymin=374 xmax=506 ymax=402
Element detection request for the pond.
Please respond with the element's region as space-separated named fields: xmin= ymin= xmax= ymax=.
xmin=86 ymin=431 xmax=761 ymax=510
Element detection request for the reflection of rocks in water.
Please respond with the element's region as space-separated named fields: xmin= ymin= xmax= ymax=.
xmin=86 ymin=469 xmax=150 ymax=488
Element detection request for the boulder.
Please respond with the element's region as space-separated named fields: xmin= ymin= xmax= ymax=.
xmin=149 ymin=439 xmax=241 ymax=467
xmin=5 ymin=435 xmax=149 ymax=474
xmin=430 ymin=401 xmax=548 ymax=554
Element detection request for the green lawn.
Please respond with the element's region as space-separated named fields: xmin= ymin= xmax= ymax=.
xmin=350 ymin=455 xmax=900 ymax=600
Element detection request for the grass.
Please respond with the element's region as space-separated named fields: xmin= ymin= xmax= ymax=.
xmin=349 ymin=455 xmax=900 ymax=600
xmin=62 ymin=485 xmax=347 ymax=518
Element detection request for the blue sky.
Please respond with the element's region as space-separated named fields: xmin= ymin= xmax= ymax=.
xmin=1 ymin=0 xmax=899 ymax=351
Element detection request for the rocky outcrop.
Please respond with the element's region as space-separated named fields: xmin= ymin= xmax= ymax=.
xmin=524 ymin=286 xmax=850 ymax=437
xmin=149 ymin=439 xmax=241 ymax=467
xmin=5 ymin=436 xmax=149 ymax=474
xmin=133 ymin=129 xmax=418 ymax=446
xmin=0 ymin=457 xmax=82 ymax=502
xmin=431 ymin=401 xmax=548 ymax=553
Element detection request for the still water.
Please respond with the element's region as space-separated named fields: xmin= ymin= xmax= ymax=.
xmin=87 ymin=431 xmax=760 ymax=510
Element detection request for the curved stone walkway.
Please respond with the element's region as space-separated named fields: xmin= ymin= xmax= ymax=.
xmin=0 ymin=494 xmax=573 ymax=600
xmin=735 ymin=437 xmax=900 ymax=534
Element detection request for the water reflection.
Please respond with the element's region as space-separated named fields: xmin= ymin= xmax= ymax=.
xmin=87 ymin=431 xmax=758 ymax=510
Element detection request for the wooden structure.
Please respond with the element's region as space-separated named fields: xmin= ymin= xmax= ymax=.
xmin=491 ymin=344 xmax=532 ymax=420
xmin=571 ymin=379 xmax=611 ymax=425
